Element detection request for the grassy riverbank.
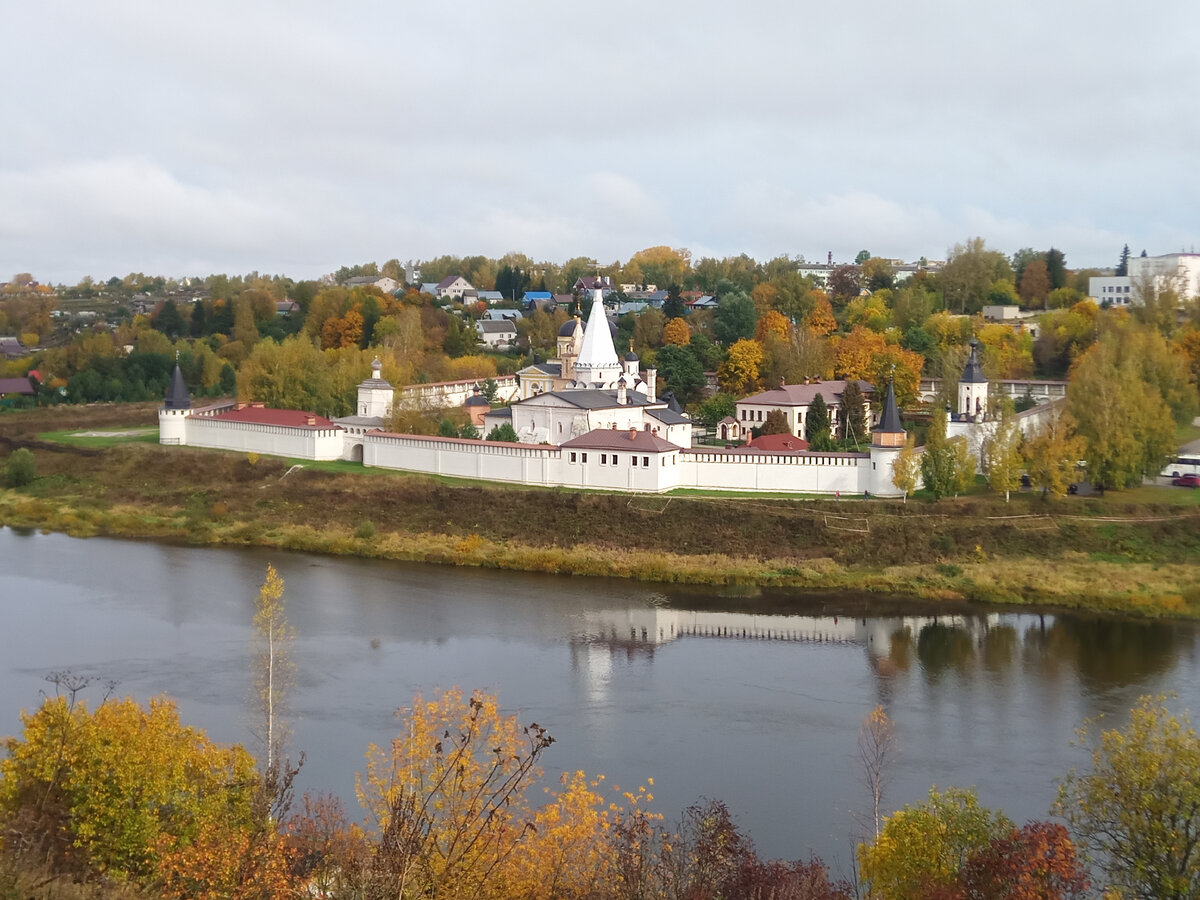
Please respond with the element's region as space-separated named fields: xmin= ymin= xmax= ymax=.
xmin=3 ymin=403 xmax=1200 ymax=617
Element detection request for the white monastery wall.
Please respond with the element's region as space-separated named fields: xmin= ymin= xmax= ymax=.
xmin=186 ymin=418 xmax=344 ymax=460
xmin=680 ymin=451 xmax=875 ymax=495
xmin=397 ymin=376 xmax=519 ymax=410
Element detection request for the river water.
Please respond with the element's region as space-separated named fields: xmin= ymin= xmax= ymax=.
xmin=1 ymin=527 xmax=1198 ymax=866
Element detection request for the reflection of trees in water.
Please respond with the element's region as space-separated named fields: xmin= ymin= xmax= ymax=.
xmin=981 ymin=624 xmax=1018 ymax=674
xmin=1033 ymin=617 xmax=1182 ymax=691
xmin=916 ymin=623 xmax=976 ymax=680
xmin=875 ymin=614 xmax=1192 ymax=694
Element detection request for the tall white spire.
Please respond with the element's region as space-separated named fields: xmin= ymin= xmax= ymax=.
xmin=575 ymin=288 xmax=621 ymax=384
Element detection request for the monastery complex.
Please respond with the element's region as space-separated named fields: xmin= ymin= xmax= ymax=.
xmin=159 ymin=289 xmax=1059 ymax=496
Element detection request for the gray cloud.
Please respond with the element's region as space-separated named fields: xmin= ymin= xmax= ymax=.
xmin=4 ymin=0 xmax=1199 ymax=283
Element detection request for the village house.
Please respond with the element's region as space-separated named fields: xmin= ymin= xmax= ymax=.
xmin=735 ymin=379 xmax=875 ymax=443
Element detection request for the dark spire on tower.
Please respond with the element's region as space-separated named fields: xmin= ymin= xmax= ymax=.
xmin=164 ymin=364 xmax=192 ymax=410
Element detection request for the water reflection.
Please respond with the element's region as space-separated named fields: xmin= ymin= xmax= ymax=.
xmin=2 ymin=527 xmax=1199 ymax=865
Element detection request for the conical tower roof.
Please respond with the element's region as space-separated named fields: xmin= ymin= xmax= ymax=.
xmin=961 ymin=338 xmax=987 ymax=384
xmin=575 ymin=289 xmax=620 ymax=375
xmin=164 ymin=364 xmax=191 ymax=410
xmin=874 ymin=380 xmax=903 ymax=435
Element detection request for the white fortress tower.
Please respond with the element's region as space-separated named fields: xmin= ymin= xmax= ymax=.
xmin=159 ymin=364 xmax=192 ymax=445
xmin=958 ymin=339 xmax=988 ymax=421
xmin=357 ymin=357 xmax=394 ymax=419
xmin=868 ymin=380 xmax=906 ymax=496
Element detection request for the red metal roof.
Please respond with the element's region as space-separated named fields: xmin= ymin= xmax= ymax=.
xmin=211 ymin=407 xmax=338 ymax=429
xmin=561 ymin=428 xmax=678 ymax=452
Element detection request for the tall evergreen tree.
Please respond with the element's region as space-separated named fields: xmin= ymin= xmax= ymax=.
xmin=840 ymin=380 xmax=867 ymax=446
xmin=189 ymin=299 xmax=207 ymax=337
xmin=805 ymin=392 xmax=834 ymax=450
xmin=1045 ymin=248 xmax=1067 ymax=290
xmin=1116 ymin=244 xmax=1131 ymax=277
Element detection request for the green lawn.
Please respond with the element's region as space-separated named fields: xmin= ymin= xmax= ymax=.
xmin=39 ymin=427 xmax=160 ymax=447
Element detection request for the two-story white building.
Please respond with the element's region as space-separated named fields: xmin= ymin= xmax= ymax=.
xmin=734 ymin=380 xmax=874 ymax=440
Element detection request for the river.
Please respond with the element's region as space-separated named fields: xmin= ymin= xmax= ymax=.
xmin=1 ymin=526 xmax=1198 ymax=866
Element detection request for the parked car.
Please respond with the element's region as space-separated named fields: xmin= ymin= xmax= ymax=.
xmin=1020 ymin=474 xmax=1031 ymax=488
xmin=1172 ymin=474 xmax=1200 ymax=488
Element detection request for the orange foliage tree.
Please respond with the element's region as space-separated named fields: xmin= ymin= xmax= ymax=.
xmin=755 ymin=309 xmax=791 ymax=342
xmin=832 ymin=327 xmax=923 ymax=407
xmin=803 ymin=292 xmax=837 ymax=336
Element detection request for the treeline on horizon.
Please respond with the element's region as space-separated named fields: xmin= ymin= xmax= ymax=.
xmin=3 ymin=238 xmax=1198 ymax=492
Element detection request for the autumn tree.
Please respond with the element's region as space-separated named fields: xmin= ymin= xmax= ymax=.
xmin=935 ymin=822 xmax=1089 ymax=900
xmin=755 ymin=309 xmax=791 ymax=342
xmin=356 ymin=688 xmax=556 ymax=899
xmin=805 ymin=393 xmax=835 ymax=451
xmin=253 ymin=564 xmax=294 ymax=780
xmin=857 ymin=706 xmax=897 ymax=840
xmin=804 ymin=292 xmax=837 ymax=335
xmin=891 ymin=434 xmax=920 ymax=502
xmin=1019 ymin=258 xmax=1051 ymax=307
xmin=921 ymin=407 xmax=959 ymax=500
xmin=982 ymin=402 xmax=1023 ymax=501
xmin=941 ymin=237 xmax=1012 ymax=314
xmin=951 ymin=434 xmax=976 ymax=498
xmin=826 ymin=265 xmax=861 ymax=303
xmin=662 ymin=316 xmax=691 ymax=346
xmin=858 ymin=787 xmax=1013 ymax=900
xmin=0 ymin=688 xmax=256 ymax=882
xmin=1022 ymin=410 xmax=1085 ymax=498
xmin=1067 ymin=319 xmax=1192 ymax=488
xmin=718 ymin=338 xmax=764 ymax=394
xmin=1055 ymin=695 xmax=1200 ymax=900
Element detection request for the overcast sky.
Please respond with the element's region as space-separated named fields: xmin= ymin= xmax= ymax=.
xmin=4 ymin=1 xmax=1199 ymax=284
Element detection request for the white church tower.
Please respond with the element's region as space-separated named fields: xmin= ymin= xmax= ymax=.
xmin=573 ymin=289 xmax=623 ymax=387
xmin=159 ymin=364 xmax=192 ymax=445
xmin=356 ymin=357 xmax=394 ymax=419
xmin=958 ymin=338 xmax=988 ymax=422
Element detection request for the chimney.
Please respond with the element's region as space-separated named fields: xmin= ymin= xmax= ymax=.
xmin=251 ymin=401 xmax=265 ymax=408
xmin=305 ymin=415 xmax=316 ymax=426
xmin=236 ymin=400 xmax=248 ymax=410
xmin=628 ymin=427 xmax=637 ymax=440
xmin=779 ymin=376 xmax=786 ymax=388
xmin=646 ymin=367 xmax=657 ymax=404
xmin=617 ymin=377 xmax=627 ymax=405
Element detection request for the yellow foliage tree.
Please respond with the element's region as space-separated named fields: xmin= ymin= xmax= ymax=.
xmin=0 ymin=691 xmax=256 ymax=882
xmin=662 ymin=317 xmax=691 ymax=346
xmin=717 ymin=338 xmax=764 ymax=395
xmin=356 ymin=688 xmax=556 ymax=899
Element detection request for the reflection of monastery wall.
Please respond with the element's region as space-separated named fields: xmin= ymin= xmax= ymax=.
xmin=578 ymin=608 xmax=1001 ymax=648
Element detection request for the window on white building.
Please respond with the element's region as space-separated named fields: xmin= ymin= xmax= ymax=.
xmin=643 ymin=456 xmax=649 ymax=467
xmin=581 ymin=453 xmax=588 ymax=463
xmin=570 ymin=452 xmax=577 ymax=463
xmin=601 ymin=454 xmax=607 ymax=465
xmin=631 ymin=456 xmax=638 ymax=467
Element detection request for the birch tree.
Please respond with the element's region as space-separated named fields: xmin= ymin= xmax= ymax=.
xmin=253 ymin=564 xmax=294 ymax=778
xmin=983 ymin=403 xmax=1023 ymax=501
